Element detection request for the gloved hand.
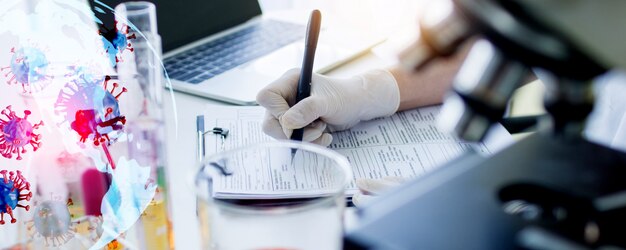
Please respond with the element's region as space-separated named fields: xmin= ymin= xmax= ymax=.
xmin=256 ymin=68 xmax=400 ymax=146
xmin=352 ymin=176 xmax=407 ymax=207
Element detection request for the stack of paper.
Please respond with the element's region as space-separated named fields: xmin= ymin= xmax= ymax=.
xmin=201 ymin=105 xmax=511 ymax=199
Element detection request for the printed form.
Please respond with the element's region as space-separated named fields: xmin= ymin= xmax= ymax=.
xmin=203 ymin=105 xmax=511 ymax=198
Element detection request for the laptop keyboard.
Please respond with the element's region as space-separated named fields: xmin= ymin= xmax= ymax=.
xmin=164 ymin=20 xmax=305 ymax=84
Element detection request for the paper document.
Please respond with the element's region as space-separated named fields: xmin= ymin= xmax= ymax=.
xmin=202 ymin=105 xmax=511 ymax=199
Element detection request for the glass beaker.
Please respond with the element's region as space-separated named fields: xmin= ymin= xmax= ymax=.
xmin=194 ymin=141 xmax=352 ymax=250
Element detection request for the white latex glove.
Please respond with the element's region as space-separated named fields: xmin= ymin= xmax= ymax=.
xmin=352 ymin=176 xmax=407 ymax=208
xmin=256 ymin=68 xmax=400 ymax=146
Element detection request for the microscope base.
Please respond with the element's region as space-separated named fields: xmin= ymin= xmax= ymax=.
xmin=345 ymin=133 xmax=626 ymax=249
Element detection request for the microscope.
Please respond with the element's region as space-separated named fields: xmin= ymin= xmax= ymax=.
xmin=345 ymin=0 xmax=626 ymax=249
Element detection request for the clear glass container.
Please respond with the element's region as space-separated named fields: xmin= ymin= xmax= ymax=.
xmin=194 ymin=141 xmax=352 ymax=250
xmin=114 ymin=2 xmax=174 ymax=250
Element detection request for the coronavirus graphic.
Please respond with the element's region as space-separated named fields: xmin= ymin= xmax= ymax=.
xmin=55 ymin=75 xmax=126 ymax=169
xmin=99 ymin=22 xmax=136 ymax=67
xmin=0 ymin=105 xmax=44 ymax=160
xmin=1 ymin=47 xmax=51 ymax=93
xmin=0 ymin=170 xmax=32 ymax=224
xmin=26 ymin=195 xmax=76 ymax=247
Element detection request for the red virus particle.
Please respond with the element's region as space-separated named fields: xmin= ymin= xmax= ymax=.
xmin=0 ymin=105 xmax=44 ymax=160
xmin=55 ymin=75 xmax=126 ymax=169
xmin=0 ymin=170 xmax=32 ymax=224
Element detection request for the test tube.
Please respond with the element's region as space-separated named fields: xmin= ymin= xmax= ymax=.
xmin=114 ymin=2 xmax=173 ymax=250
xmin=115 ymin=2 xmax=163 ymax=109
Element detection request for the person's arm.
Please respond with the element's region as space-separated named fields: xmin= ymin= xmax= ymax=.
xmin=391 ymin=41 xmax=473 ymax=111
xmin=256 ymin=40 xmax=473 ymax=146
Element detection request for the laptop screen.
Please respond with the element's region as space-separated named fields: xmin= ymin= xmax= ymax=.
xmin=90 ymin=0 xmax=262 ymax=52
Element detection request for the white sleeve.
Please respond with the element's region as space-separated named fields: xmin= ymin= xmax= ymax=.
xmin=584 ymin=70 xmax=626 ymax=152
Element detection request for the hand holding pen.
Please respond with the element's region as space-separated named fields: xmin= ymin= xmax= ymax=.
xmin=256 ymin=11 xmax=401 ymax=146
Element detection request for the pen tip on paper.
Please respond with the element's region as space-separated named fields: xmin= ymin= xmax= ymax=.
xmin=291 ymin=148 xmax=297 ymax=165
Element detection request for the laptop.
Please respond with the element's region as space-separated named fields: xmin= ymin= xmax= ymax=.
xmin=91 ymin=0 xmax=382 ymax=105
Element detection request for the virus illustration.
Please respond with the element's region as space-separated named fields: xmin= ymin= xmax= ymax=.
xmin=26 ymin=194 xmax=77 ymax=247
xmin=0 ymin=47 xmax=51 ymax=93
xmin=99 ymin=22 xmax=136 ymax=67
xmin=0 ymin=105 xmax=44 ymax=160
xmin=55 ymin=74 xmax=127 ymax=169
xmin=0 ymin=170 xmax=32 ymax=224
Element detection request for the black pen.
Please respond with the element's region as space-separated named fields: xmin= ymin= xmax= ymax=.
xmin=291 ymin=9 xmax=322 ymax=153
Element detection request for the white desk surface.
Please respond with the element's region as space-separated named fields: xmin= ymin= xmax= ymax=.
xmin=163 ymin=51 xmax=396 ymax=250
